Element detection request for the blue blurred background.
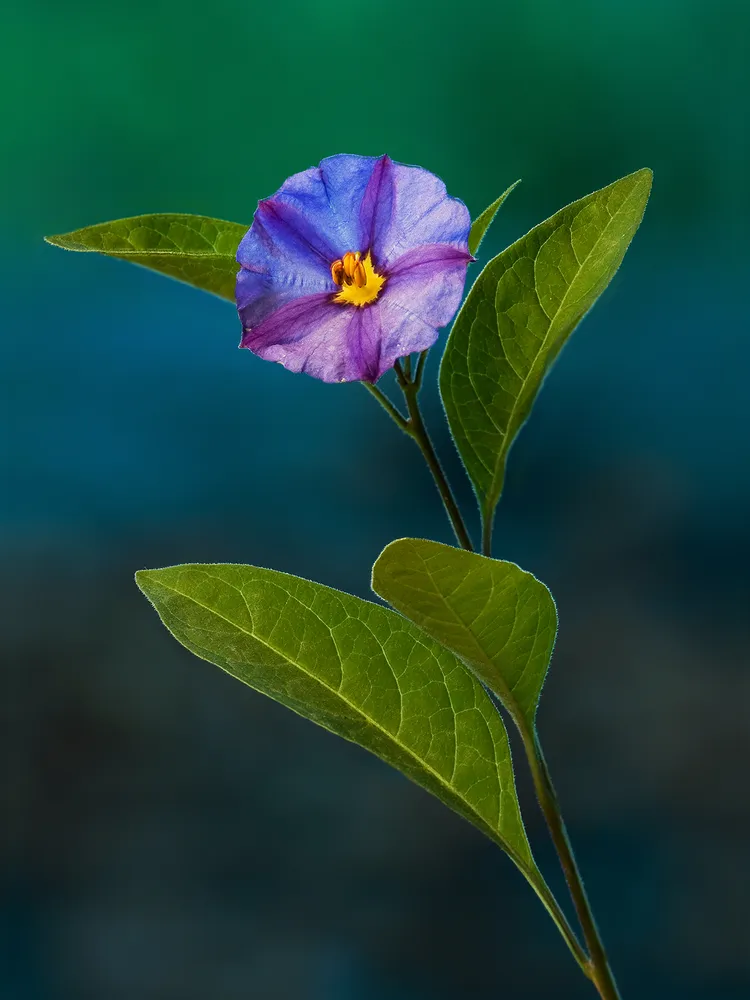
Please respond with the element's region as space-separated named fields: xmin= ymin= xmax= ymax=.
xmin=3 ymin=1 xmax=749 ymax=997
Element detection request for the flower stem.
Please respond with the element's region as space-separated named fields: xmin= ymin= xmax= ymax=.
xmin=361 ymin=381 xmax=410 ymax=432
xmin=413 ymin=350 xmax=428 ymax=389
xmin=394 ymin=360 xmax=474 ymax=551
xmin=362 ymin=360 xmax=473 ymax=551
xmin=521 ymin=728 xmax=622 ymax=1000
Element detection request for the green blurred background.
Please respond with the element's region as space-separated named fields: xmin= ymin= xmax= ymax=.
xmin=3 ymin=1 xmax=749 ymax=998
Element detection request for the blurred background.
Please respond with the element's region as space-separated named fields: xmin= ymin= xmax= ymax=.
xmin=2 ymin=0 xmax=749 ymax=997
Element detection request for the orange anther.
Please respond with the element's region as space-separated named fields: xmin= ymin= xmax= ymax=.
xmin=331 ymin=259 xmax=345 ymax=286
xmin=353 ymin=260 xmax=367 ymax=287
xmin=342 ymin=251 xmax=360 ymax=282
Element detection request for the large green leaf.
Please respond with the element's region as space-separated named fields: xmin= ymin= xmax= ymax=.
xmin=441 ymin=169 xmax=652 ymax=544
xmin=136 ymin=562 xmax=537 ymax=859
xmin=45 ymin=214 xmax=248 ymax=301
xmin=136 ymin=562 xmax=588 ymax=962
xmin=372 ymin=539 xmax=556 ymax=735
xmin=468 ymin=179 xmax=521 ymax=256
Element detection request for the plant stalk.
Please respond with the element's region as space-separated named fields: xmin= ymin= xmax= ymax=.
xmin=363 ymin=360 xmax=473 ymax=551
xmin=522 ymin=729 xmax=622 ymax=1000
xmin=481 ymin=506 xmax=494 ymax=557
xmin=361 ymin=381 xmax=409 ymax=432
xmin=365 ymin=358 xmax=621 ymax=999
xmin=394 ymin=360 xmax=474 ymax=551
xmin=518 ymin=861 xmax=590 ymax=979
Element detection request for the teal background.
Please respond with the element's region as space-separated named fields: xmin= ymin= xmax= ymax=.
xmin=3 ymin=1 xmax=749 ymax=998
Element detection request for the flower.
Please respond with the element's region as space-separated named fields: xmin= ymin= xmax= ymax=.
xmin=236 ymin=154 xmax=473 ymax=383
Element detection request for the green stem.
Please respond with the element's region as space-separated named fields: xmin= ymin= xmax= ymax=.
xmin=364 ymin=361 xmax=619 ymax=997
xmin=413 ymin=349 xmax=428 ymax=389
xmin=521 ymin=728 xmax=622 ymax=1000
xmin=394 ymin=360 xmax=474 ymax=551
xmin=362 ymin=381 xmax=409 ymax=432
xmin=518 ymin=859 xmax=591 ymax=979
xmin=481 ymin=506 xmax=494 ymax=557
xmin=362 ymin=361 xmax=473 ymax=551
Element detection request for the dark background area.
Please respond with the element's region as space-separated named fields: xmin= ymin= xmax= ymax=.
xmin=2 ymin=1 xmax=749 ymax=997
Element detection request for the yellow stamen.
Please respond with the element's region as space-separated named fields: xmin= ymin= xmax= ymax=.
xmin=332 ymin=250 xmax=385 ymax=307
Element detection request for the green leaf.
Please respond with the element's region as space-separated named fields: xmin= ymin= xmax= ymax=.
xmin=45 ymin=214 xmax=248 ymax=301
xmin=136 ymin=563 xmax=588 ymax=964
xmin=371 ymin=541 xmax=596 ymax=976
xmin=468 ymin=179 xmax=521 ymax=256
xmin=135 ymin=561 xmax=536 ymax=863
xmin=372 ymin=538 xmax=556 ymax=734
xmin=441 ymin=168 xmax=652 ymax=541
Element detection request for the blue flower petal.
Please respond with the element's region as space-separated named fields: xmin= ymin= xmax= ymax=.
xmin=240 ymin=155 xmax=387 ymax=268
xmin=366 ymin=246 xmax=470 ymax=370
xmin=237 ymin=197 xmax=335 ymax=292
xmin=386 ymin=244 xmax=473 ymax=327
xmin=236 ymin=154 xmax=472 ymax=383
xmin=372 ymin=162 xmax=471 ymax=268
xmin=236 ymin=155 xmax=389 ymax=329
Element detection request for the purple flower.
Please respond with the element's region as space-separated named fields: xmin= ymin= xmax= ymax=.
xmin=236 ymin=154 xmax=473 ymax=383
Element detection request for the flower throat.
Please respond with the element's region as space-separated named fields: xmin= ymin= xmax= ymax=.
xmin=330 ymin=251 xmax=386 ymax=307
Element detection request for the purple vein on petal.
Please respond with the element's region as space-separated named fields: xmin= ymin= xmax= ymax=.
xmin=345 ymin=305 xmax=384 ymax=383
xmin=241 ymin=293 xmax=334 ymax=350
xmin=359 ymin=155 xmax=394 ymax=261
xmin=388 ymin=244 xmax=474 ymax=277
xmin=255 ymin=198 xmax=339 ymax=268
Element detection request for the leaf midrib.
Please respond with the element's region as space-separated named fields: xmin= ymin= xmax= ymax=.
xmin=146 ymin=571 xmax=529 ymax=866
xmin=111 ymin=249 xmax=237 ymax=258
xmin=482 ymin=177 xmax=645 ymax=516
xmin=47 ymin=239 xmax=237 ymax=259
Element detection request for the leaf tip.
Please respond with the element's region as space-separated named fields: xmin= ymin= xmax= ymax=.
xmin=44 ymin=231 xmax=88 ymax=252
xmin=371 ymin=537 xmax=415 ymax=593
xmin=468 ymin=179 xmax=522 ymax=256
xmin=626 ymin=167 xmax=654 ymax=199
xmin=134 ymin=567 xmax=160 ymax=597
xmin=370 ymin=539 xmax=397 ymax=586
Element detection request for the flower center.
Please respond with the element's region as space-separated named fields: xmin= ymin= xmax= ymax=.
xmin=330 ymin=251 xmax=386 ymax=307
